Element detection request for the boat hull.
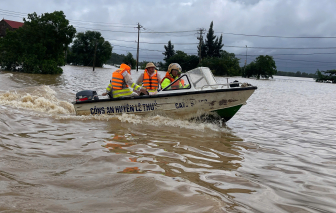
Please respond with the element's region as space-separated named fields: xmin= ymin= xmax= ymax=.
xmin=73 ymin=87 xmax=257 ymax=121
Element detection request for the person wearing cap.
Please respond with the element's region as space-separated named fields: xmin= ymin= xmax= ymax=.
xmin=103 ymin=63 xmax=147 ymax=98
xmin=161 ymin=63 xmax=184 ymax=90
xmin=136 ymin=62 xmax=162 ymax=93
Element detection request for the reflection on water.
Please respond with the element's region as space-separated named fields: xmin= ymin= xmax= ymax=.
xmin=0 ymin=66 xmax=336 ymax=212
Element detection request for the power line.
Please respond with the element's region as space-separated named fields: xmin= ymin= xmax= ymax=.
xmin=224 ymin=45 xmax=336 ymax=50
xmin=2 ymin=9 xmax=336 ymax=39
xmin=0 ymin=9 xmax=137 ymax=26
xmin=237 ymin=55 xmax=336 ymax=64
xmin=217 ymin=32 xmax=336 ymax=39
xmin=71 ymin=23 xmax=136 ymax=28
xmin=104 ymin=38 xmax=197 ymax=45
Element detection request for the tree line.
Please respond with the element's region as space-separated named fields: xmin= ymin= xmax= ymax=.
xmin=276 ymin=71 xmax=317 ymax=78
xmin=157 ymin=21 xmax=278 ymax=79
xmin=0 ymin=11 xmax=76 ymax=74
xmin=0 ymin=10 xmax=313 ymax=80
xmin=315 ymin=70 xmax=336 ymax=83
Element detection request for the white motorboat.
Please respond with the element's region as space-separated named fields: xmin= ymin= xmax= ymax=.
xmin=73 ymin=67 xmax=257 ymax=121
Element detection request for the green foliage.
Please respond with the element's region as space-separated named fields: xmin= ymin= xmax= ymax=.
xmin=0 ymin=11 xmax=76 ymax=74
xmin=196 ymin=21 xmax=223 ymax=60
xmin=204 ymin=21 xmax=223 ymax=58
xmin=139 ymin=61 xmax=150 ymax=69
xmin=242 ymin=55 xmax=277 ymax=79
xmin=165 ymin=50 xmax=199 ymax=72
xmin=199 ymin=51 xmax=241 ymax=76
xmin=67 ymin=31 xmax=112 ymax=67
xmin=276 ymin=71 xmax=317 ymax=78
xmin=197 ymin=38 xmax=207 ymax=59
xmin=106 ymin=52 xmax=125 ymax=65
xmin=163 ymin=40 xmax=175 ymax=62
xmin=123 ymin=52 xmax=136 ymax=68
xmin=156 ymin=61 xmax=164 ymax=71
xmin=214 ymin=34 xmax=224 ymax=57
xmin=315 ymin=69 xmax=336 ymax=83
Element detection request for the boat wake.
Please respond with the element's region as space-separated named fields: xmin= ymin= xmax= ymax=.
xmin=0 ymin=85 xmax=75 ymax=114
xmin=0 ymin=86 xmax=228 ymax=132
xmin=56 ymin=113 xmax=228 ymax=132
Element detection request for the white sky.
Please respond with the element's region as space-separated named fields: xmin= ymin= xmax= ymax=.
xmin=1 ymin=0 xmax=336 ymax=73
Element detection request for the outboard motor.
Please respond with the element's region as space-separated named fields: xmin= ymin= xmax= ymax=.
xmin=230 ymin=80 xmax=240 ymax=88
xmin=76 ymin=90 xmax=99 ymax=102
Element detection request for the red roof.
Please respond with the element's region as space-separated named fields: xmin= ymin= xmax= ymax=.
xmin=3 ymin=19 xmax=24 ymax=29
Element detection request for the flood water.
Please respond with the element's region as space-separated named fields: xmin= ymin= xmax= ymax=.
xmin=0 ymin=65 xmax=335 ymax=213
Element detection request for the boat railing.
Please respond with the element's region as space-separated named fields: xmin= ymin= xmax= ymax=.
xmin=201 ymin=82 xmax=251 ymax=90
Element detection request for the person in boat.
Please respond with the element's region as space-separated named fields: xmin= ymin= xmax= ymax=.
xmin=102 ymin=63 xmax=147 ymax=98
xmin=178 ymin=70 xmax=185 ymax=87
xmin=136 ymin=62 xmax=162 ymax=93
xmin=161 ymin=63 xmax=183 ymax=90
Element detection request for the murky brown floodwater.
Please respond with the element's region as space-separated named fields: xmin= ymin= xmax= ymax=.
xmin=0 ymin=65 xmax=336 ymax=213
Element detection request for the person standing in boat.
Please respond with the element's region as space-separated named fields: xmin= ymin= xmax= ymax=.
xmin=136 ymin=62 xmax=162 ymax=94
xmin=102 ymin=63 xmax=147 ymax=98
xmin=161 ymin=63 xmax=183 ymax=90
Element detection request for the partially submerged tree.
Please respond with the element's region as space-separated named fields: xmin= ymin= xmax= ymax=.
xmin=243 ymin=55 xmax=277 ymax=79
xmin=166 ymin=50 xmax=199 ymax=72
xmin=123 ymin=52 xmax=136 ymax=68
xmin=0 ymin=11 xmax=76 ymax=74
xmin=200 ymin=51 xmax=241 ymax=76
xmin=68 ymin=31 xmax=112 ymax=67
xmin=315 ymin=69 xmax=336 ymax=83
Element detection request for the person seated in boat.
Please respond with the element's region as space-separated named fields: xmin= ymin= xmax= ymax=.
xmin=102 ymin=63 xmax=147 ymax=98
xmin=161 ymin=63 xmax=183 ymax=90
xmin=178 ymin=70 xmax=185 ymax=87
xmin=136 ymin=62 xmax=162 ymax=94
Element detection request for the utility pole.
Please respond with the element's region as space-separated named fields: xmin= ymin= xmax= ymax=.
xmin=245 ymin=45 xmax=248 ymax=66
xmin=93 ymin=41 xmax=97 ymax=71
xmin=196 ymin=28 xmax=205 ymax=63
xmin=136 ymin=23 xmax=143 ymax=71
xmin=243 ymin=45 xmax=247 ymax=74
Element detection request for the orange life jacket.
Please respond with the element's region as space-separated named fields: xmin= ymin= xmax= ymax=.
xmin=143 ymin=69 xmax=159 ymax=90
xmin=161 ymin=72 xmax=180 ymax=90
xmin=111 ymin=64 xmax=131 ymax=90
xmin=180 ymin=79 xmax=185 ymax=86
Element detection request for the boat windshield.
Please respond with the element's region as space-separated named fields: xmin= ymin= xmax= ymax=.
xmin=187 ymin=67 xmax=217 ymax=89
xmin=162 ymin=75 xmax=191 ymax=91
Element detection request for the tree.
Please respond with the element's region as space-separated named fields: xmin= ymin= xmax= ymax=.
xmin=197 ymin=38 xmax=207 ymax=60
xmin=243 ymin=55 xmax=277 ymax=79
xmin=166 ymin=51 xmax=199 ymax=72
xmin=200 ymin=51 xmax=241 ymax=76
xmin=315 ymin=69 xmax=336 ymax=83
xmin=123 ymin=52 xmax=136 ymax=68
xmin=242 ymin=62 xmax=257 ymax=78
xmin=0 ymin=11 xmax=76 ymax=74
xmin=163 ymin=40 xmax=175 ymax=62
xmin=68 ymin=31 xmax=112 ymax=67
xmin=139 ymin=60 xmax=150 ymax=69
xmin=205 ymin=21 xmax=217 ymax=58
xmin=106 ymin=52 xmax=125 ymax=65
xmin=214 ymin=34 xmax=224 ymax=57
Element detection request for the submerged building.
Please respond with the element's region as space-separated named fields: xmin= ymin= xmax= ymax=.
xmin=0 ymin=19 xmax=24 ymax=38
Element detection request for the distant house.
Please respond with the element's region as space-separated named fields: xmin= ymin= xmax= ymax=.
xmin=0 ymin=19 xmax=24 ymax=38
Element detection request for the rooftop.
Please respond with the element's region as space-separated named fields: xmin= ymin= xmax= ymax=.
xmin=2 ymin=19 xmax=24 ymax=29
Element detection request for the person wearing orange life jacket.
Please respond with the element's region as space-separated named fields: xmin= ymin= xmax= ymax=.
xmin=161 ymin=63 xmax=183 ymax=90
xmin=178 ymin=70 xmax=185 ymax=86
xmin=102 ymin=63 xmax=147 ymax=98
xmin=136 ymin=62 xmax=162 ymax=93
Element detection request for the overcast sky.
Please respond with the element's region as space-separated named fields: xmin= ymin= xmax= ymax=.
xmin=2 ymin=0 xmax=336 ymax=73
